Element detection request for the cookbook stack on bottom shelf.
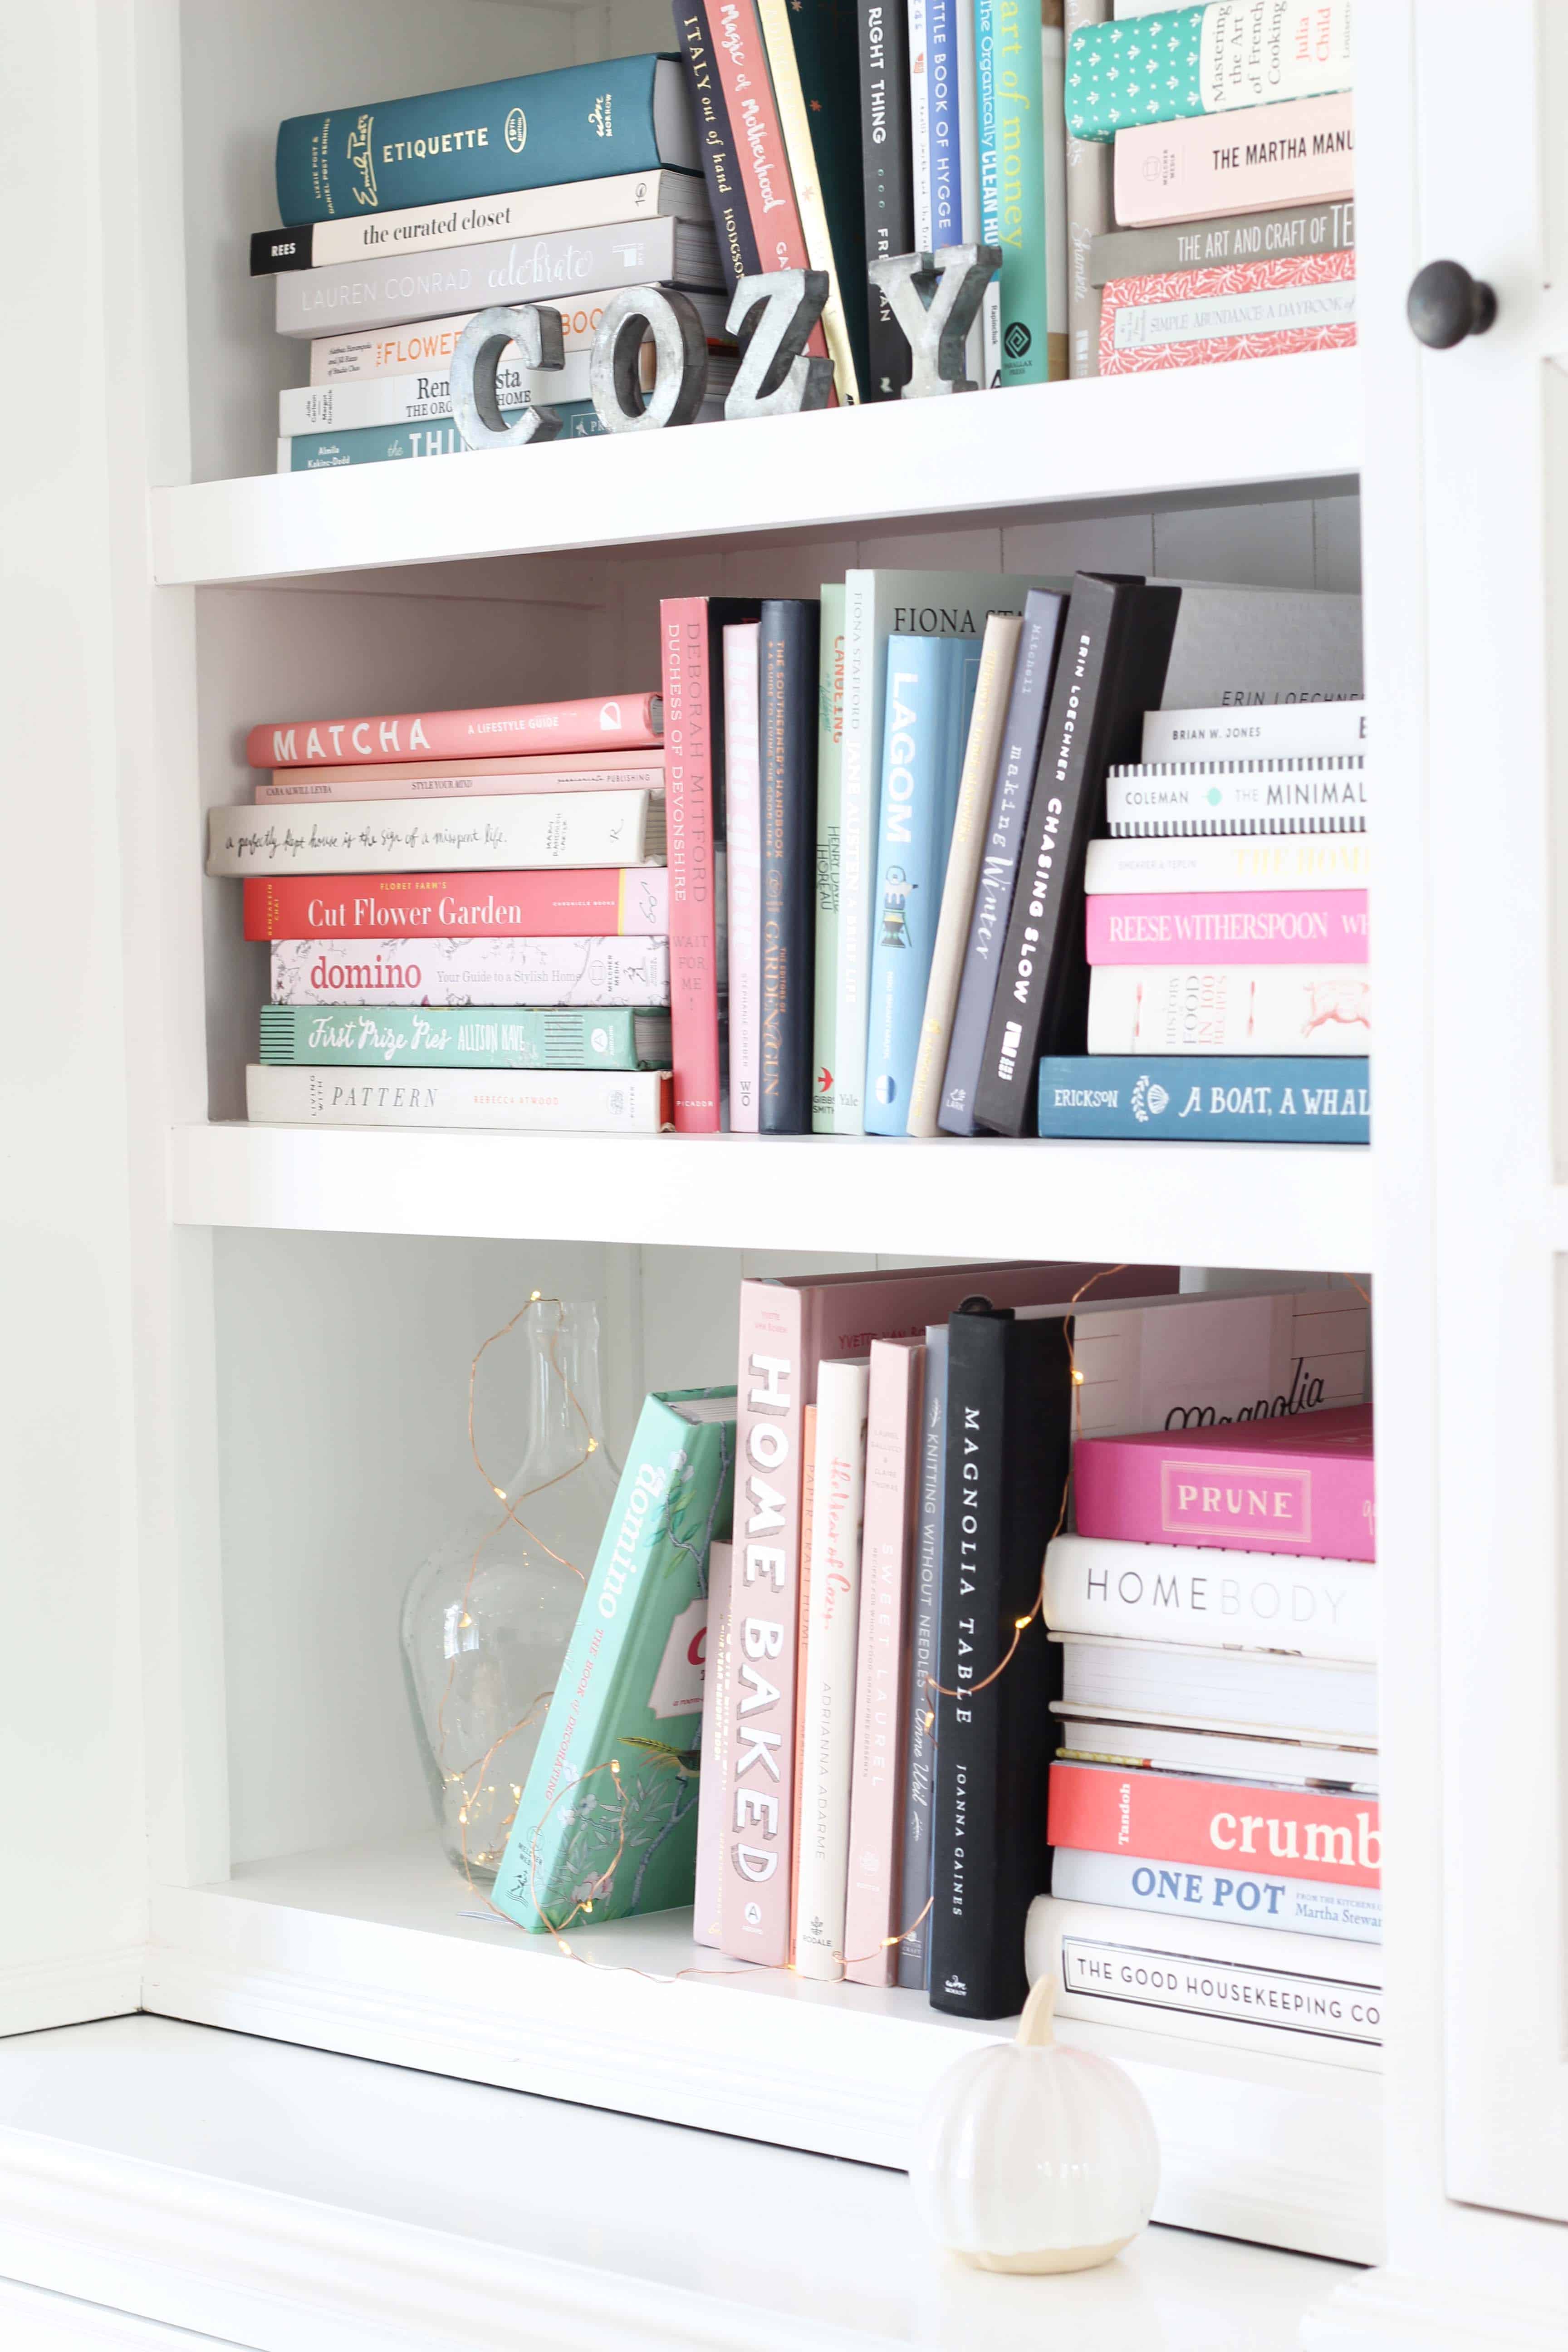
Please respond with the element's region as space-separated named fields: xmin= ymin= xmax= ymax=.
xmin=1029 ymin=1397 xmax=1381 ymax=2070
xmin=220 ymin=691 xmax=680 ymax=1133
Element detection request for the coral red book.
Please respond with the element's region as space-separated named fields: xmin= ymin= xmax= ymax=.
xmin=1086 ymin=890 xmax=1369 ymax=966
xmin=707 ymin=0 xmax=834 ymax=389
xmin=242 ymin=869 xmax=670 ymax=941
xmin=1048 ymin=1761 xmax=1381 ymax=1890
xmin=1073 ymin=1403 xmax=1375 ymax=1561
xmin=245 ymin=694 xmax=663 ymax=770
xmin=1099 ymin=252 xmax=1356 ymax=376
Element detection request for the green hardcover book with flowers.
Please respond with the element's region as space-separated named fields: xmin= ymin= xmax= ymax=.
xmin=491 ymin=1387 xmax=735 ymax=1933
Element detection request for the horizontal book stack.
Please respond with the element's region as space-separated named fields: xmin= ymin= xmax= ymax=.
xmin=220 ymin=693 xmax=682 ymax=1132
xmin=1031 ymin=1378 xmax=1380 ymax=2070
xmin=252 ymin=56 xmax=735 ymax=468
xmin=1066 ymin=1 xmax=1355 ymax=380
xmin=1037 ymin=691 xmax=1370 ymax=1142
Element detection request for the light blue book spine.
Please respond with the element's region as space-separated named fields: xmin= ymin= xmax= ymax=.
xmin=897 ymin=1324 xmax=947 ymax=1991
xmin=287 ymin=406 xmax=602 ymax=469
xmin=926 ymin=0 xmax=963 ymax=245
xmin=1051 ymin=1847 xmax=1383 ymax=1945
xmin=812 ymin=583 xmax=848 ymax=1133
xmin=1036 ymin=1056 xmax=1371 ymax=1144
xmin=865 ymin=637 xmax=979 ymax=1133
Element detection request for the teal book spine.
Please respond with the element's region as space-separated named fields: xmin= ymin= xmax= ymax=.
xmin=258 ymin=1004 xmax=664 ymax=1071
xmin=277 ymin=56 xmax=683 ymax=223
xmin=1066 ymin=4 xmax=1354 ymax=144
xmin=1037 ymin=1054 xmax=1370 ymax=1143
xmin=491 ymin=1389 xmax=736 ymax=1934
xmin=287 ymin=407 xmax=601 ymax=469
xmin=864 ymin=635 xmax=980 ymax=1134
xmin=812 ymin=582 xmax=847 ymax=1133
xmin=990 ymin=0 xmax=1048 ymax=385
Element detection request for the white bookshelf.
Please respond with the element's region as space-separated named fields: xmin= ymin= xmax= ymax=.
xmin=8 ymin=0 xmax=1568 ymax=2346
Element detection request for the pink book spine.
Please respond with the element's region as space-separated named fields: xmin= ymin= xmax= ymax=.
xmin=1074 ymin=1435 xmax=1376 ymax=1561
xmin=1086 ymin=889 xmax=1369 ymax=967
xmin=693 ymin=1540 xmax=735 ymax=1949
xmin=708 ymin=0 xmax=834 ymax=385
xmin=257 ymin=757 xmax=666 ymax=804
xmin=723 ymin=1284 xmax=808 ymax=1965
xmin=245 ymin=692 xmax=662 ymax=770
xmin=843 ymin=1342 xmax=923 ymax=1989
xmin=1112 ymin=93 xmax=1355 ymax=230
xmin=725 ymin=623 xmax=763 ymax=1134
xmin=1098 ymin=252 xmax=1355 ymax=376
xmin=789 ymin=1405 xmax=818 ymax=1956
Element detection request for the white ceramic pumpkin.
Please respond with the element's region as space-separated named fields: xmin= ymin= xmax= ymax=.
xmin=909 ymin=1974 xmax=1160 ymax=2273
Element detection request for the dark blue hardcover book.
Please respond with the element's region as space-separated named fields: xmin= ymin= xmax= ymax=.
xmin=277 ymin=56 xmax=699 ymax=225
xmin=760 ymin=598 xmax=821 ymax=1132
xmin=1036 ymin=1056 xmax=1371 ymax=1144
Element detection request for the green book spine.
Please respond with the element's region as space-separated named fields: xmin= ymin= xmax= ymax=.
xmin=492 ymin=1390 xmax=736 ymax=1933
xmin=258 ymin=1004 xmax=665 ymax=1070
xmin=992 ymin=0 xmax=1048 ymax=387
xmin=287 ymin=407 xmax=602 ymax=469
xmin=812 ymin=582 xmax=847 ymax=1133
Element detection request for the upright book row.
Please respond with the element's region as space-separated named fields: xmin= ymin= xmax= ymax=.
xmin=251 ymin=1 xmax=1357 ymax=475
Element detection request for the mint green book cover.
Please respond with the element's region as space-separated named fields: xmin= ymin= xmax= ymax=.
xmin=259 ymin=1004 xmax=667 ymax=1071
xmin=989 ymin=0 xmax=1049 ymax=386
xmin=812 ymin=582 xmax=848 ymax=1133
xmin=491 ymin=1388 xmax=735 ymax=1933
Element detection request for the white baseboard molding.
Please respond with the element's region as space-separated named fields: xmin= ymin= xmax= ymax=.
xmin=1302 ymin=2266 xmax=1568 ymax=2351
xmin=0 ymin=2274 xmax=231 ymax=2350
xmin=0 ymin=1951 xmax=142 ymax=2042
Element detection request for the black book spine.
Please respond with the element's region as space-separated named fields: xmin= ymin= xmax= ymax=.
xmin=929 ymin=1304 xmax=1072 ymax=2020
xmin=250 ymin=226 xmax=314 ymax=275
xmin=937 ymin=589 xmax=1068 ymax=1134
xmin=760 ymin=598 xmax=821 ymax=1133
xmin=857 ymin=0 xmax=914 ymax=399
xmin=972 ymin=575 xmax=1181 ymax=1137
xmin=671 ymin=0 xmax=762 ymax=293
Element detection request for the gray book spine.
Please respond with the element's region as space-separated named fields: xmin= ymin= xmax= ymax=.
xmin=1091 ymin=198 xmax=1356 ymax=287
xmin=897 ymin=1324 xmax=946 ymax=1991
xmin=275 ymin=216 xmax=713 ymax=338
xmin=1064 ymin=0 xmax=1112 ymax=379
xmin=937 ymin=589 xmax=1066 ymax=1135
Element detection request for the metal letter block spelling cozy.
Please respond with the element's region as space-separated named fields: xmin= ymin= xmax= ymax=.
xmin=866 ymin=246 xmax=1003 ymax=397
xmin=590 ymin=285 xmax=711 ymax=432
xmin=450 ymin=304 xmax=567 ymax=448
xmin=723 ymin=270 xmax=833 ymax=421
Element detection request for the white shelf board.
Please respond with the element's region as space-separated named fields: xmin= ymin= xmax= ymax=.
xmin=143 ymin=1838 xmax=1382 ymax=2264
xmin=0 ymin=2014 xmax=1355 ymax=2352
xmin=169 ymin=1121 xmax=1376 ymax=1267
xmin=150 ymin=353 xmax=1361 ymax=587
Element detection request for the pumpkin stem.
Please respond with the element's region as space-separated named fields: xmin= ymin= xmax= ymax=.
xmin=1015 ymin=1971 xmax=1057 ymax=2048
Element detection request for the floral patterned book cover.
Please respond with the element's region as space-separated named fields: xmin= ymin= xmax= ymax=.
xmin=491 ymin=1388 xmax=736 ymax=1934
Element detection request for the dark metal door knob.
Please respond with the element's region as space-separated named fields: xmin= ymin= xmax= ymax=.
xmin=1407 ymin=260 xmax=1498 ymax=348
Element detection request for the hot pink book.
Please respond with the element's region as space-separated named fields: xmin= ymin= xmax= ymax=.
xmin=723 ymin=1259 xmax=1177 ymax=1969
xmin=257 ymin=754 xmax=666 ymax=804
xmin=1074 ymin=1404 xmax=1375 ymax=1562
xmin=1113 ymin=93 xmax=1354 ymax=229
xmin=843 ymin=1340 xmax=923 ymax=1988
xmin=245 ymin=693 xmax=662 ymax=770
xmin=1086 ymin=890 xmax=1369 ymax=966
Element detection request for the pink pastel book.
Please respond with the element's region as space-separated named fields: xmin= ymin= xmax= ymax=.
xmin=1098 ymin=252 xmax=1355 ymax=376
xmin=843 ymin=1340 xmax=924 ymax=1988
xmin=245 ymin=693 xmax=662 ymax=769
xmin=257 ymin=754 xmax=666 ymax=804
xmin=1074 ymin=1404 xmax=1375 ymax=1562
xmin=1113 ymin=93 xmax=1354 ymax=230
xmin=1086 ymin=891 xmax=1369 ymax=966
xmin=692 ymin=1540 xmax=734 ymax=1950
xmin=723 ymin=1259 xmax=1177 ymax=1969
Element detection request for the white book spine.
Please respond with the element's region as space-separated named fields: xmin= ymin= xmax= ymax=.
xmin=1025 ymin=1894 xmax=1382 ymax=2066
xmin=1105 ymin=753 xmax=1367 ymax=837
xmin=1142 ymin=701 xmax=1367 ymax=763
xmin=245 ymin=1064 xmax=671 ymax=1133
xmin=794 ymin=1359 xmax=870 ymax=1983
xmin=208 ymin=790 xmax=659 ymax=878
xmin=268 ymin=936 xmax=671 ymax=1008
xmin=1056 ymin=1718 xmax=1380 ymax=1793
xmin=276 ymin=218 xmax=691 ymax=339
xmin=281 ymin=353 xmax=596 ymax=435
xmin=296 ymin=173 xmax=691 ymax=272
xmin=724 ymin=624 xmax=762 ymax=1134
xmin=257 ymin=761 xmax=666 ymax=805
xmin=910 ymin=0 xmax=933 ymax=247
xmin=1047 ymin=1847 xmax=1383 ymax=1943
xmin=1084 ymin=834 xmax=1371 ymax=894
xmin=1087 ymin=963 xmax=1373 ymax=1054
xmin=1043 ymin=1535 xmax=1377 ymax=1662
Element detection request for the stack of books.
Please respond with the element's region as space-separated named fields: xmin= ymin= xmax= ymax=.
xmin=1037 ymin=693 xmax=1369 ymax=1143
xmin=1068 ymin=0 xmax=1356 ymax=379
xmin=252 ymin=56 xmax=734 ymax=470
xmin=218 ymin=693 xmax=679 ymax=1132
xmin=1031 ymin=1387 xmax=1380 ymax=2071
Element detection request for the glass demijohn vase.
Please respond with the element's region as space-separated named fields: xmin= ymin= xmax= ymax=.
xmin=400 ymin=1300 xmax=620 ymax=1884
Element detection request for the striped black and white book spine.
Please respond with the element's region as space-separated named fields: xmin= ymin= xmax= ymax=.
xmin=1106 ymin=754 xmax=1367 ymax=839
